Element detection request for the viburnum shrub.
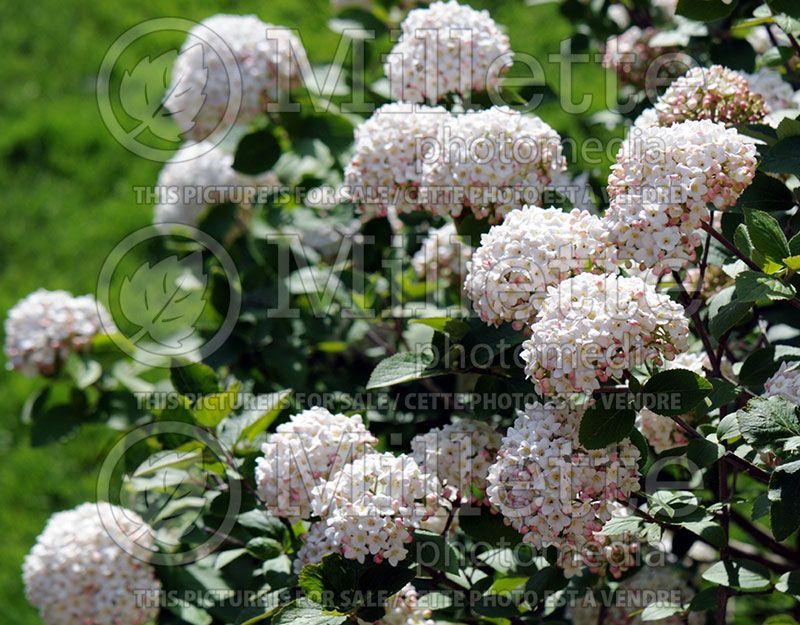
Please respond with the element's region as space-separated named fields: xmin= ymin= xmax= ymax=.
xmin=9 ymin=1 xmax=800 ymax=624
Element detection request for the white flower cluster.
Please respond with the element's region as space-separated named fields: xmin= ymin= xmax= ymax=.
xmin=412 ymin=222 xmax=473 ymax=282
xmin=522 ymin=273 xmax=690 ymax=396
xmin=309 ymin=452 xmax=445 ymax=566
xmin=342 ymin=103 xmax=448 ymax=220
xmin=411 ymin=418 xmax=502 ymax=505
xmin=423 ymin=106 xmax=567 ymax=223
xmin=255 ymin=407 xmax=377 ymax=520
xmin=652 ymin=65 xmax=768 ymax=127
xmin=5 ymin=289 xmax=115 ymax=376
xmin=358 ymin=584 xmax=434 ymax=625
xmin=605 ymin=120 xmax=757 ymax=273
xmin=765 ymin=361 xmax=800 ymax=405
xmin=637 ymin=352 xmax=708 ymax=453
xmin=486 ymin=402 xmax=641 ymax=577
xmin=570 ymin=564 xmax=701 ymax=625
xmin=464 ymin=205 xmax=612 ymax=329
xmin=23 ymin=502 xmax=161 ymax=625
xmin=385 ymin=0 xmax=513 ymax=103
xmin=165 ymin=15 xmax=306 ymax=140
xmin=154 ymin=141 xmax=278 ymax=232
xmin=740 ymin=68 xmax=796 ymax=113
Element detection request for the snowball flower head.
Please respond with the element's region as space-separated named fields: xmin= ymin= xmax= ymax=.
xmin=411 ymin=418 xmax=502 ymax=505
xmin=637 ymin=352 xmax=708 ymax=453
xmin=422 ymin=106 xmax=567 ymax=223
xmin=255 ymin=407 xmax=377 ymax=520
xmin=310 ymin=452 xmax=446 ymax=566
xmin=765 ymin=361 xmax=800 ymax=405
xmin=165 ymin=15 xmax=306 ymax=140
xmin=602 ymin=27 xmax=681 ymax=90
xmin=486 ymin=402 xmax=641 ymax=578
xmin=385 ymin=0 xmax=513 ymax=103
xmin=570 ymin=564 xmax=701 ymax=625
xmin=521 ymin=273 xmax=690 ymax=396
xmin=739 ymin=67 xmax=796 ymax=113
xmin=464 ymin=205 xmax=613 ymax=329
xmin=343 ymin=102 xmax=449 ymax=220
xmin=605 ymin=120 xmax=757 ymax=274
xmin=5 ymin=289 xmax=115 ymax=376
xmin=154 ymin=140 xmax=278 ymax=231
xmin=412 ymin=222 xmax=473 ymax=282
xmin=653 ymin=65 xmax=768 ymax=127
xmin=23 ymin=502 xmax=161 ymax=625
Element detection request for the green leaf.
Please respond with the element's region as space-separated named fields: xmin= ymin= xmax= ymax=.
xmin=738 ymin=345 xmax=800 ymax=387
xmin=121 ymin=253 xmax=208 ymax=348
xmin=30 ymin=404 xmax=83 ymax=446
xmin=641 ymin=603 xmax=685 ymax=621
xmin=366 ymin=351 xmax=448 ymax=389
xmin=597 ymin=515 xmax=644 ymax=536
xmin=641 ymin=369 xmax=713 ymax=417
xmin=753 ymin=492 xmax=770 ymax=520
xmin=776 ymin=570 xmax=800 ymax=598
xmin=734 ymin=224 xmax=753 ymax=257
xmin=689 ymin=587 xmax=719 ymax=612
xmin=171 ymin=361 xmax=219 ymax=397
xmin=233 ymin=128 xmax=282 ymax=175
xmin=701 ymin=559 xmax=772 ymax=590
xmin=453 ymin=211 xmax=490 ymax=245
xmin=525 ymin=565 xmax=567 ymax=597
xmin=769 ymin=459 xmax=800 ymax=541
xmin=237 ymin=389 xmax=294 ymax=443
xmin=272 ymin=600 xmax=346 ymax=625
xmin=64 ymin=354 xmax=102 ymax=389
xmin=717 ymin=413 xmax=741 ymax=441
xmin=709 ymin=300 xmax=752 ymax=338
xmin=735 ymin=171 xmax=795 ymax=212
xmin=736 ymin=395 xmax=800 ymax=448
xmin=761 ymin=136 xmax=800 ymax=176
xmin=298 ymin=554 xmax=358 ymax=611
xmin=687 ymin=438 xmax=724 ymax=468
xmin=676 ymin=0 xmax=737 ymax=21
xmin=410 ymin=317 xmax=470 ymax=340
xmin=768 ymin=0 xmax=800 ymax=18
xmin=735 ymin=271 xmax=796 ymax=302
xmin=246 ymin=536 xmax=283 ymax=560
xmin=745 ymin=209 xmax=791 ymax=263
xmin=578 ymin=402 xmax=635 ymax=450
xmin=413 ymin=530 xmax=462 ymax=574
xmin=193 ymin=389 xmax=237 ymax=428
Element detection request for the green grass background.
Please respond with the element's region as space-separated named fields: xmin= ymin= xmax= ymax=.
xmin=0 ymin=1 xmax=609 ymax=622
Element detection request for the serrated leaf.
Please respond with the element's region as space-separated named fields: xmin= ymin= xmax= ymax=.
xmin=641 ymin=603 xmax=685 ymax=621
xmin=709 ymin=300 xmax=752 ymax=338
xmin=122 ymin=252 xmax=208 ymax=350
xmin=736 ymin=395 xmax=800 ymax=449
xmin=735 ymin=171 xmax=795 ymax=212
xmin=745 ymin=209 xmax=791 ymax=263
xmin=735 ymin=271 xmax=796 ymax=302
xmin=738 ymin=345 xmax=800 ymax=386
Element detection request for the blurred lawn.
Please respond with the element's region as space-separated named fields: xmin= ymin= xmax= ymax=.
xmin=0 ymin=0 xmax=608 ymax=622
